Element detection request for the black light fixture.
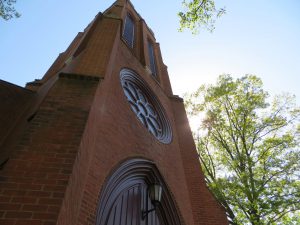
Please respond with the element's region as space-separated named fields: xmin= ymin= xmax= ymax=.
xmin=142 ymin=183 xmax=162 ymax=220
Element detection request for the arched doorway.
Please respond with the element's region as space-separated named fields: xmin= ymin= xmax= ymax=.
xmin=95 ymin=158 xmax=183 ymax=225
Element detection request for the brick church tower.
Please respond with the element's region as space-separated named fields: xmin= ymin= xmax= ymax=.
xmin=0 ymin=0 xmax=228 ymax=224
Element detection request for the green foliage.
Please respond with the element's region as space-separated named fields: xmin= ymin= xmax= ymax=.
xmin=0 ymin=0 xmax=20 ymax=20
xmin=178 ymin=0 xmax=225 ymax=33
xmin=184 ymin=75 xmax=300 ymax=224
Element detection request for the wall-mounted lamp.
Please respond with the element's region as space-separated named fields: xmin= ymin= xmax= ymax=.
xmin=142 ymin=183 xmax=162 ymax=220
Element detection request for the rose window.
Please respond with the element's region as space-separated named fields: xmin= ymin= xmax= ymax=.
xmin=120 ymin=69 xmax=172 ymax=144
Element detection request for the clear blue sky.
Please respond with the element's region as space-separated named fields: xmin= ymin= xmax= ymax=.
xmin=1 ymin=0 xmax=300 ymax=104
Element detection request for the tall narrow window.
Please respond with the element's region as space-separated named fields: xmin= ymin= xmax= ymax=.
xmin=148 ymin=41 xmax=157 ymax=76
xmin=123 ymin=14 xmax=134 ymax=48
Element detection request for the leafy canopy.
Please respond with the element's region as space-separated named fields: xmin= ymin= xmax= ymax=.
xmin=178 ymin=0 xmax=225 ymax=33
xmin=184 ymin=75 xmax=300 ymax=224
xmin=0 ymin=0 xmax=20 ymax=20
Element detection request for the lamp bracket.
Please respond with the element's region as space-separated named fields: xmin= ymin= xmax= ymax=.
xmin=142 ymin=207 xmax=156 ymax=220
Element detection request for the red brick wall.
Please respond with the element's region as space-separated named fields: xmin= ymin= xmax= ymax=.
xmin=62 ymin=29 xmax=228 ymax=224
xmin=62 ymin=17 xmax=121 ymax=79
xmin=0 ymin=81 xmax=33 ymax=152
xmin=69 ymin=41 xmax=195 ymax=224
xmin=0 ymin=75 xmax=98 ymax=225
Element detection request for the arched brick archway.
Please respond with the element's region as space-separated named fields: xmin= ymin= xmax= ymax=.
xmin=95 ymin=158 xmax=183 ymax=225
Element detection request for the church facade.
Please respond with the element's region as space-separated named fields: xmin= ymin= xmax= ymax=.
xmin=0 ymin=1 xmax=228 ymax=224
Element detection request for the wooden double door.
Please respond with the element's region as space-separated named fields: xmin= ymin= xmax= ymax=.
xmin=103 ymin=182 xmax=163 ymax=225
xmin=95 ymin=159 xmax=182 ymax=225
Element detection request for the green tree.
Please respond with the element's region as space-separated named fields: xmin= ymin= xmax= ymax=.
xmin=184 ymin=75 xmax=300 ymax=225
xmin=178 ymin=0 xmax=225 ymax=33
xmin=0 ymin=0 xmax=20 ymax=20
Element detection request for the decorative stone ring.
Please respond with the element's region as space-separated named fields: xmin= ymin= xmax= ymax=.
xmin=120 ymin=68 xmax=172 ymax=144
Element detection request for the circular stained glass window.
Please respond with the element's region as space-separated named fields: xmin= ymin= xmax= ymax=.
xmin=120 ymin=68 xmax=172 ymax=144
